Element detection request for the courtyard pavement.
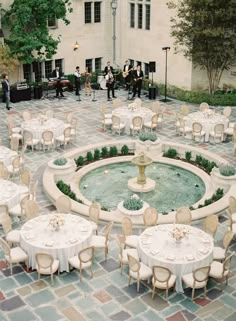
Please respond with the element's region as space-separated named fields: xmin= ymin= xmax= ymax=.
xmin=0 ymin=86 xmax=236 ymax=321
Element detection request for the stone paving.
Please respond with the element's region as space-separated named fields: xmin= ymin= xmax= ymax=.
xmin=0 ymin=87 xmax=236 ymax=321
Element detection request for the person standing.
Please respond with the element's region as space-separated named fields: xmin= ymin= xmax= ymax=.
xmin=105 ymin=70 xmax=116 ymax=101
xmin=132 ymin=65 xmax=143 ymax=98
xmin=84 ymin=67 xmax=92 ymax=96
xmin=104 ymin=61 xmax=114 ymax=75
xmin=51 ymin=66 xmax=64 ymax=97
xmin=2 ymin=73 xmax=11 ymax=110
xmin=123 ymin=60 xmax=133 ymax=91
xmin=74 ymin=66 xmax=81 ymax=96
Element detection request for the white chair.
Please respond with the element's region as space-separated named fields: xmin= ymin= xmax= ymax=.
xmin=213 ymin=231 xmax=234 ymax=261
xmin=175 ymin=206 xmax=192 ymax=225
xmin=56 ymin=127 xmax=71 ymax=148
xmin=151 ymin=101 xmax=161 ymax=114
xmin=143 ymin=207 xmax=158 ymax=226
xmin=101 ymin=111 xmax=112 ymax=131
xmin=199 ymin=102 xmax=209 ymax=112
xmin=88 ymin=202 xmax=100 ymax=234
xmin=180 ymin=104 xmax=189 ymax=120
xmin=227 ymin=195 xmax=236 ymax=223
xmin=111 ymin=115 xmax=125 ymax=135
xmin=30 ymin=180 xmax=38 ymax=201
xmin=143 ymin=113 xmax=158 ymax=132
xmin=35 ymin=253 xmax=60 ymax=285
xmin=45 ymin=109 xmax=54 ymax=118
xmin=68 ymin=246 xmax=94 ymax=281
xmin=22 ymin=110 xmax=32 ymax=121
xmin=112 ymin=98 xmax=123 ymax=109
xmin=223 ymin=106 xmax=232 ymax=118
xmin=6 ymin=116 xmax=21 ymax=134
xmin=20 ymin=168 xmax=31 ymax=189
xmin=179 ymin=118 xmax=192 ymax=138
xmin=130 ymin=116 xmax=143 ymax=136
xmin=182 ymin=266 xmax=210 ymax=301
xmin=127 ymin=254 xmax=152 ymax=292
xmin=121 ymin=217 xmax=139 ymax=249
xmin=10 ymin=136 xmax=19 ymax=152
xmin=7 ymin=156 xmax=21 ymax=177
xmin=9 ymin=194 xmax=30 ymax=219
xmin=0 ymin=204 xmax=9 ymax=225
xmin=203 ymin=214 xmax=218 ymax=238
xmin=116 ymin=236 xmax=139 ymax=275
xmin=91 ymin=221 xmax=113 ymax=260
xmin=41 ymin=130 xmax=54 ymax=151
xmin=64 ymin=111 xmax=74 ymax=127
xmin=70 ymin=118 xmax=79 ymax=142
xmin=134 ymin=98 xmax=142 ymax=108
xmin=0 ymin=237 xmax=28 ymax=275
xmin=209 ymin=123 xmax=224 ymax=143
xmin=6 ymin=124 xmax=23 ymax=143
xmin=209 ymin=252 xmax=235 ymax=288
xmin=224 ymin=123 xmax=236 ymax=141
xmin=23 ymin=130 xmax=40 ymax=151
xmin=2 ymin=214 xmax=21 ymax=246
xmin=55 ymin=195 xmax=71 ymax=213
xmin=25 ymin=199 xmax=40 ymax=220
xmin=152 ymin=266 xmax=176 ymax=300
xmin=192 ymin=122 xmax=205 ymax=142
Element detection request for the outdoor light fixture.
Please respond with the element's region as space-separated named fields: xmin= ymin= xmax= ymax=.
xmin=73 ymin=41 xmax=79 ymax=51
xmin=111 ymin=0 xmax=117 ymax=63
xmin=161 ymin=47 xmax=171 ymax=102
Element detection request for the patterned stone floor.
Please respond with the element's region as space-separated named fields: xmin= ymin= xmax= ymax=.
xmin=0 ymin=87 xmax=236 ymax=321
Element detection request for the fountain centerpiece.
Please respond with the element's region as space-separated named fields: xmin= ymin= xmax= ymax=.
xmin=128 ymin=152 xmax=156 ymax=192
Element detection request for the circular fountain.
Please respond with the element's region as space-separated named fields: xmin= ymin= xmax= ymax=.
xmin=128 ymin=152 xmax=156 ymax=192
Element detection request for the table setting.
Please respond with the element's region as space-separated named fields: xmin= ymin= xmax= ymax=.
xmin=0 ymin=146 xmax=18 ymax=167
xmin=0 ymin=179 xmax=21 ymax=209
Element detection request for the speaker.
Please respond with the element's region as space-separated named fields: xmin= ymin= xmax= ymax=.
xmin=149 ymin=87 xmax=156 ymax=100
xmin=149 ymin=61 xmax=156 ymax=73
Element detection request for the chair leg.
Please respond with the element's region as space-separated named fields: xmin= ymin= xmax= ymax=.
xmin=152 ymin=285 xmax=155 ymax=299
xmin=51 ymin=273 xmax=54 ymax=286
xmin=128 ymin=274 xmax=131 ymax=287
xmin=192 ymin=288 xmax=195 ymax=301
xmin=80 ymin=268 xmax=82 ymax=282
xmin=137 ymin=279 xmax=140 ymax=292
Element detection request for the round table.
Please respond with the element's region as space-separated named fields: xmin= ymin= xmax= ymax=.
xmin=138 ymin=224 xmax=214 ymax=292
xmin=21 ymin=118 xmax=65 ymax=140
xmin=20 ymin=214 xmax=93 ymax=272
xmin=112 ymin=106 xmax=153 ymax=133
xmin=185 ymin=111 xmax=228 ymax=142
xmin=0 ymin=179 xmax=21 ymax=209
xmin=0 ymin=146 xmax=18 ymax=166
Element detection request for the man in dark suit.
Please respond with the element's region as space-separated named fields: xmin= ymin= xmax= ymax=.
xmin=123 ymin=60 xmax=133 ymax=91
xmin=74 ymin=66 xmax=81 ymax=96
xmin=132 ymin=65 xmax=144 ymax=98
xmin=51 ymin=66 xmax=64 ymax=97
xmin=2 ymin=73 xmax=11 ymax=110
xmin=104 ymin=61 xmax=114 ymax=76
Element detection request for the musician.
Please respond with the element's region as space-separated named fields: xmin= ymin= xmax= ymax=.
xmin=105 ymin=70 xmax=116 ymax=101
xmin=132 ymin=65 xmax=143 ymax=98
xmin=104 ymin=61 xmax=114 ymax=75
xmin=51 ymin=66 xmax=64 ymax=97
xmin=123 ymin=60 xmax=133 ymax=91
xmin=84 ymin=67 xmax=92 ymax=96
xmin=74 ymin=66 xmax=81 ymax=96
xmin=2 ymin=73 xmax=11 ymax=110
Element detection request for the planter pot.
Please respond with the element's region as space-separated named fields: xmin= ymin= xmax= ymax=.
xmin=135 ymin=138 xmax=162 ymax=157
xmin=117 ymin=201 xmax=149 ymax=216
xmin=211 ymin=167 xmax=236 ymax=192
xmin=48 ymin=158 xmax=76 ymax=182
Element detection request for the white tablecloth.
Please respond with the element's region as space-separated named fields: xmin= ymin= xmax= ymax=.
xmin=0 ymin=146 xmax=18 ymax=166
xmin=185 ymin=111 xmax=228 ymax=142
xmin=112 ymin=106 xmax=153 ymax=133
xmin=0 ymin=179 xmax=21 ymax=209
xmin=21 ymin=118 xmax=65 ymax=140
xmin=138 ymin=224 xmax=214 ymax=292
xmin=20 ymin=214 xmax=93 ymax=272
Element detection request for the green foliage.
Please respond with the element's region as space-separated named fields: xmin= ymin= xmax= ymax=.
xmin=195 ymin=155 xmax=203 ymax=165
xmin=93 ymin=149 xmax=100 ymax=161
xmin=101 ymin=146 xmax=108 ymax=158
xmin=109 ymin=146 xmax=118 ymax=157
xmin=53 ymin=157 xmax=67 ymax=166
xmin=219 ymin=163 xmax=236 ymax=176
xmin=196 ymin=188 xmax=224 ymax=209
xmin=139 ymin=132 xmax=158 ymax=142
xmin=56 ymin=180 xmax=83 ymax=203
xmin=86 ymin=151 xmax=93 ymax=162
xmin=163 ymin=148 xmax=177 ymax=158
xmin=123 ymin=196 xmax=143 ymax=211
xmin=195 ymin=154 xmax=217 ymax=174
xmin=2 ymin=0 xmax=72 ymax=64
xmin=121 ymin=145 xmax=129 ymax=155
xmin=75 ymin=156 xmax=84 ymax=167
xmin=168 ymin=0 xmax=236 ymax=93
xmin=185 ymin=151 xmax=192 ymax=162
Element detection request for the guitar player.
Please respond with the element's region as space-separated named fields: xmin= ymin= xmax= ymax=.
xmin=132 ymin=65 xmax=143 ymax=99
xmin=123 ymin=60 xmax=133 ymax=91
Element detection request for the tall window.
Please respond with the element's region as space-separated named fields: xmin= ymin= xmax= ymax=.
xmin=45 ymin=60 xmax=53 ymax=78
xmin=130 ymin=3 xmax=135 ymax=28
xmin=95 ymin=57 xmax=102 ymax=71
xmin=94 ymin=2 xmax=101 ymax=23
xmin=85 ymin=1 xmax=101 ymax=24
xmin=144 ymin=63 xmax=149 ymax=78
xmin=86 ymin=59 xmax=93 ymax=72
xmin=48 ymin=15 xmax=57 ymax=28
xmin=85 ymin=2 xmax=92 ymax=23
xmin=55 ymin=59 xmax=63 ymax=73
xmin=138 ymin=4 xmax=143 ymax=29
xmin=23 ymin=64 xmax=31 ymax=82
xmin=145 ymin=4 xmax=150 ymax=30
xmin=129 ymin=59 xmax=134 ymax=67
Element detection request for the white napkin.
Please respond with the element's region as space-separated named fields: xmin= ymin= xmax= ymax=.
xmin=25 ymin=234 xmax=35 ymax=240
xmin=166 ymin=255 xmax=175 ymax=261
xmin=186 ymin=255 xmax=194 ymax=261
xmin=142 ymin=239 xmax=151 ymax=245
xmin=69 ymin=238 xmax=78 ymax=244
xmin=45 ymin=241 xmax=54 ymax=247
xmin=202 ymin=238 xmax=210 ymax=243
xmin=150 ymin=249 xmax=159 ymax=255
xmin=200 ymin=247 xmax=208 ymax=254
xmin=143 ymin=232 xmax=152 ymax=236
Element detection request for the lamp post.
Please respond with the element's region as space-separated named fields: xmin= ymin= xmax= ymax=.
xmin=161 ymin=47 xmax=170 ymax=102
xmin=111 ymin=0 xmax=117 ymax=64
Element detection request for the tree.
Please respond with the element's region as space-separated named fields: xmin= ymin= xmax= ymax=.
xmin=1 ymin=0 xmax=72 ymax=64
xmin=167 ymin=0 xmax=236 ymax=94
xmin=0 ymin=44 xmax=19 ymax=75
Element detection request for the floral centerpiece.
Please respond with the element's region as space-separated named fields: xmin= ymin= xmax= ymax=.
xmin=49 ymin=215 xmax=65 ymax=231
xmin=38 ymin=114 xmax=48 ymax=125
xmin=128 ymin=102 xmax=138 ymax=112
xmin=171 ymin=225 xmax=187 ymax=242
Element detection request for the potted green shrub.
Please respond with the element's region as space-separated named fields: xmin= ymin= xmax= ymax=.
xmin=211 ymin=163 xmax=236 ymax=191
xmin=136 ymin=132 xmax=162 ymax=156
xmin=117 ymin=194 xmax=149 ymax=216
xmin=48 ymin=157 xmax=76 ymax=181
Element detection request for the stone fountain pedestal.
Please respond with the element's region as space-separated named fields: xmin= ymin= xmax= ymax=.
xmin=128 ymin=152 xmax=156 ymax=192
